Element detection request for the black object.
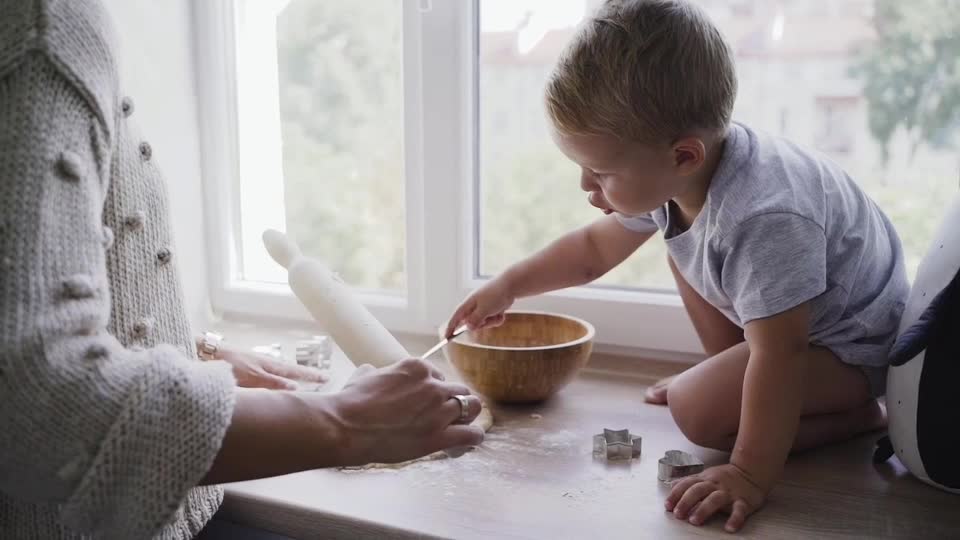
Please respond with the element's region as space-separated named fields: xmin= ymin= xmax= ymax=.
xmin=874 ymin=435 xmax=894 ymax=464
xmin=887 ymin=268 xmax=960 ymax=488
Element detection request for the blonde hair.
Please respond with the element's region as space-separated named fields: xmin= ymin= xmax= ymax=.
xmin=545 ymin=0 xmax=737 ymax=143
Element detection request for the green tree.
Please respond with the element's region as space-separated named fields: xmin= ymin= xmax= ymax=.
xmin=276 ymin=1 xmax=405 ymax=290
xmin=856 ymin=0 xmax=960 ymax=163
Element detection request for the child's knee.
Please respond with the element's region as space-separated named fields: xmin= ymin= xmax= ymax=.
xmin=667 ymin=379 xmax=729 ymax=449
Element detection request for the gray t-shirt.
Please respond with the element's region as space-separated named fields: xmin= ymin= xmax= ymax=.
xmin=618 ymin=122 xmax=908 ymax=368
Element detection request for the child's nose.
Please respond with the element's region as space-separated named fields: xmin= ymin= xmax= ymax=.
xmin=579 ymin=168 xmax=597 ymax=191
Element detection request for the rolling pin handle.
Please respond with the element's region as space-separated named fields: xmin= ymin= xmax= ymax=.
xmin=263 ymin=229 xmax=301 ymax=269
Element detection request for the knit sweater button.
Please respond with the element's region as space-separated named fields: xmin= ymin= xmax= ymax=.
xmin=124 ymin=211 xmax=145 ymax=230
xmin=56 ymin=151 xmax=84 ymax=181
xmin=121 ymin=96 xmax=134 ymax=117
xmin=139 ymin=141 xmax=152 ymax=161
xmin=62 ymin=274 xmax=96 ymax=299
xmin=85 ymin=343 xmax=109 ymax=360
xmin=56 ymin=453 xmax=88 ymax=483
xmin=133 ymin=318 xmax=153 ymax=338
xmin=156 ymin=247 xmax=172 ymax=265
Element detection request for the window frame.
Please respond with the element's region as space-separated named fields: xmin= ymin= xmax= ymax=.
xmin=193 ymin=0 xmax=701 ymax=354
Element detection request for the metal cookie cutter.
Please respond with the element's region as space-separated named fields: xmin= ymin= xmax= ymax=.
xmin=657 ymin=450 xmax=705 ymax=482
xmin=295 ymin=335 xmax=333 ymax=369
xmin=593 ymin=429 xmax=642 ymax=460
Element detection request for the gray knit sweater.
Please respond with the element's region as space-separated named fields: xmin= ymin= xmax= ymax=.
xmin=0 ymin=0 xmax=236 ymax=538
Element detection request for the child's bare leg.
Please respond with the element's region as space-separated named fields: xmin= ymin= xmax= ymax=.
xmin=644 ymin=256 xmax=744 ymax=405
xmin=707 ymin=401 xmax=886 ymax=453
xmin=666 ymin=342 xmax=884 ymax=452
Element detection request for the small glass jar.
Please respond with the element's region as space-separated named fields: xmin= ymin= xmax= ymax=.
xmin=295 ymin=335 xmax=333 ymax=369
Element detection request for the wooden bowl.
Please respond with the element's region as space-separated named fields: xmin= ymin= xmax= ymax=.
xmin=443 ymin=311 xmax=595 ymax=403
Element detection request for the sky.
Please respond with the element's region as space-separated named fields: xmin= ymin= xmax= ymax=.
xmin=481 ymin=0 xmax=587 ymax=53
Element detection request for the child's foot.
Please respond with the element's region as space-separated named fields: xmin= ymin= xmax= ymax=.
xmin=859 ymin=399 xmax=888 ymax=433
xmin=793 ymin=399 xmax=889 ymax=452
xmin=643 ymin=375 xmax=676 ymax=405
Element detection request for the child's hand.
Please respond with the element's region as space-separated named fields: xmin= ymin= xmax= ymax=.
xmin=445 ymin=277 xmax=515 ymax=337
xmin=665 ymin=463 xmax=767 ymax=533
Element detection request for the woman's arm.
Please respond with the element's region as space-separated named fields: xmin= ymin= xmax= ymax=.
xmin=202 ymin=359 xmax=484 ymax=485
xmin=0 ymin=47 xmax=237 ymax=538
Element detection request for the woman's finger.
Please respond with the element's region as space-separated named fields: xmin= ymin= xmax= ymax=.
xmin=673 ymin=481 xmax=716 ymax=519
xmin=689 ymin=490 xmax=730 ymax=526
xmin=253 ymin=370 xmax=299 ymax=391
xmin=433 ymin=394 xmax=482 ymax=427
xmin=426 ymin=364 xmax=446 ymax=381
xmin=262 ymin=359 xmax=329 ymax=383
xmin=434 ymin=424 xmax=485 ymax=452
xmin=348 ymin=363 xmax=377 ymax=383
xmin=438 ymin=381 xmax=472 ymax=397
xmin=725 ymin=499 xmax=751 ymax=533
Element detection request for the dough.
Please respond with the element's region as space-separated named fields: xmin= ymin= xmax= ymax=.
xmin=473 ymin=402 xmax=495 ymax=432
xmin=341 ymin=403 xmax=493 ymax=471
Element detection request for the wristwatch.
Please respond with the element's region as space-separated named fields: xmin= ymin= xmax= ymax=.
xmin=198 ymin=331 xmax=224 ymax=361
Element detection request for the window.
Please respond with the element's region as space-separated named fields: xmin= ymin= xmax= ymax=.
xmin=478 ymin=0 xmax=957 ymax=289
xmin=814 ymin=96 xmax=858 ymax=154
xmin=195 ymin=0 xmax=959 ymax=354
xmin=276 ymin=1 xmax=405 ymax=292
xmin=478 ymin=1 xmax=675 ymax=290
xmin=231 ymin=0 xmax=405 ymax=291
xmin=713 ymin=0 xmax=958 ymax=278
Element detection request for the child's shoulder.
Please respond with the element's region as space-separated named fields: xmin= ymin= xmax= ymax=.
xmin=709 ymin=123 xmax=855 ymax=238
xmin=730 ymin=122 xmax=833 ymax=183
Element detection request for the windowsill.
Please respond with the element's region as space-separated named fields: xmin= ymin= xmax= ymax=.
xmin=208 ymin=317 xmax=698 ymax=539
xmin=204 ymin=318 xmax=696 ymax=538
xmin=206 ymin=319 xmax=960 ymax=540
xmin=204 ymin=317 xmax=702 ymax=385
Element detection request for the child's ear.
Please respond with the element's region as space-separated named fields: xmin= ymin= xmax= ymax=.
xmin=672 ymin=137 xmax=706 ymax=174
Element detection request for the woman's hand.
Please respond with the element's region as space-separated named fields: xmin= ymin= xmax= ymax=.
xmin=329 ymin=359 xmax=484 ymax=466
xmin=445 ymin=276 xmax=515 ymax=337
xmin=218 ymin=344 xmax=329 ymax=390
xmin=665 ymin=463 xmax=767 ymax=533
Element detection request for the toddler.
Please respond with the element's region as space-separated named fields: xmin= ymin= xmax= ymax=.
xmin=447 ymin=0 xmax=908 ymax=532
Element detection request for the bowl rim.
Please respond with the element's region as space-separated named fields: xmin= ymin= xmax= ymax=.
xmin=444 ymin=310 xmax=596 ymax=351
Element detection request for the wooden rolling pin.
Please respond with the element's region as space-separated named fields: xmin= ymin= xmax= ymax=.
xmin=262 ymin=229 xmax=409 ymax=368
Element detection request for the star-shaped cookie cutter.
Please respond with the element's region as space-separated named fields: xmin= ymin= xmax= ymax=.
xmin=657 ymin=450 xmax=705 ymax=482
xmin=592 ymin=428 xmax=642 ymax=460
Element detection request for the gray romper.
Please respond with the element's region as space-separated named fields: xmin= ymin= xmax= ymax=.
xmin=618 ymin=122 xmax=909 ymax=396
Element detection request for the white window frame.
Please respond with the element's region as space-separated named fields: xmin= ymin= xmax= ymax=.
xmin=193 ymin=0 xmax=701 ymax=355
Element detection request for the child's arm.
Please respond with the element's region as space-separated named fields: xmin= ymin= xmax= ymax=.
xmin=504 ymin=214 xmax=653 ymax=298
xmin=734 ymin=303 xmax=810 ymax=489
xmin=666 ymin=303 xmax=811 ymax=532
xmin=445 ymin=215 xmax=652 ymax=335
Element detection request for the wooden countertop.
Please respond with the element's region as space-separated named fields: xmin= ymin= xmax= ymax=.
xmin=215 ymin=344 xmax=960 ymax=540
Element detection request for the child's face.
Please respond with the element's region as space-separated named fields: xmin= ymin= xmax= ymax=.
xmin=552 ymin=129 xmax=701 ymax=217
